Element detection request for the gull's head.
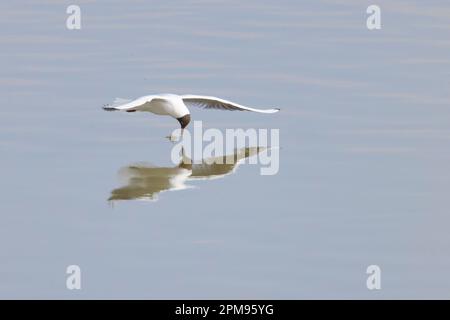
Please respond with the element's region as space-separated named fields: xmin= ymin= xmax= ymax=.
xmin=177 ymin=114 xmax=191 ymax=129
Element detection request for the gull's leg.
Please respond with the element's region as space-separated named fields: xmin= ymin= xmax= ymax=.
xmin=166 ymin=127 xmax=183 ymax=142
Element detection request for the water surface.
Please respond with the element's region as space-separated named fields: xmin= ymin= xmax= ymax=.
xmin=1 ymin=0 xmax=450 ymax=298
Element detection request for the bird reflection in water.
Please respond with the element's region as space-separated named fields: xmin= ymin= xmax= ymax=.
xmin=108 ymin=147 xmax=266 ymax=202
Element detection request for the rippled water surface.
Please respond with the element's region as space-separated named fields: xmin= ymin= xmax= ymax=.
xmin=1 ymin=0 xmax=450 ymax=298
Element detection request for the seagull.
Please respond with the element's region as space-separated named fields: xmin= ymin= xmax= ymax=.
xmin=103 ymin=94 xmax=280 ymax=137
xmin=108 ymin=147 xmax=267 ymax=201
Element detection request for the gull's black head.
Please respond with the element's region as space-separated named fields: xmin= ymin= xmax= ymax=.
xmin=177 ymin=114 xmax=191 ymax=129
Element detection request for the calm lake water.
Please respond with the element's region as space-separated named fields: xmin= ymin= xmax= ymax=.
xmin=1 ymin=0 xmax=450 ymax=298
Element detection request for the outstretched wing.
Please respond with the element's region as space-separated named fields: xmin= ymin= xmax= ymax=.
xmin=181 ymin=95 xmax=280 ymax=113
xmin=102 ymin=95 xmax=156 ymax=112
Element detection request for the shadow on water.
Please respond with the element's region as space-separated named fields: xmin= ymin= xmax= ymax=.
xmin=108 ymin=147 xmax=267 ymax=202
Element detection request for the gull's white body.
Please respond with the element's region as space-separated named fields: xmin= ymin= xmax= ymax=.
xmin=103 ymin=93 xmax=280 ymax=121
xmin=112 ymin=94 xmax=190 ymax=118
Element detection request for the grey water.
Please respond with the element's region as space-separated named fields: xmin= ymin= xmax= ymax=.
xmin=1 ymin=0 xmax=450 ymax=298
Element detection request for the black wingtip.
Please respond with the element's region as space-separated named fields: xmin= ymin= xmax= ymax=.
xmin=103 ymin=106 xmax=117 ymax=111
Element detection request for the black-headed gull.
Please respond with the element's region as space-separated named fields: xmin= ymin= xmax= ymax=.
xmin=103 ymin=94 xmax=280 ymax=136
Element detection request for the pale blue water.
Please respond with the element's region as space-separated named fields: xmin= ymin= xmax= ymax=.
xmin=1 ymin=0 xmax=450 ymax=298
